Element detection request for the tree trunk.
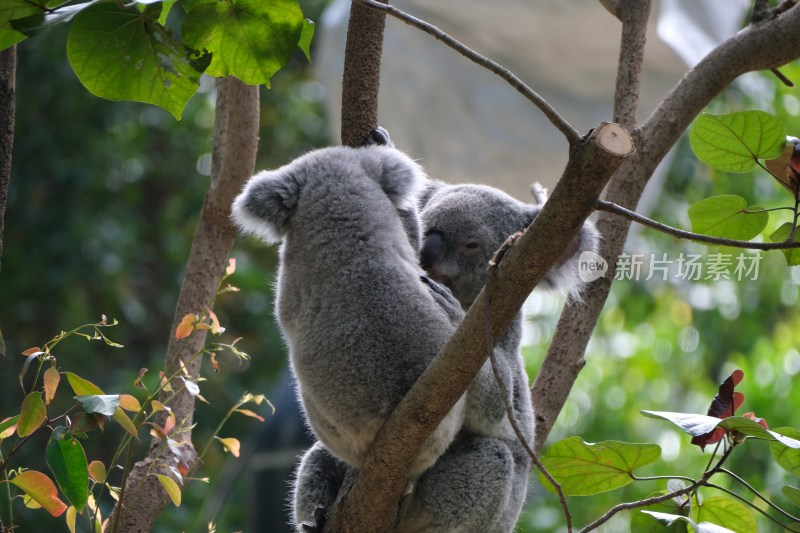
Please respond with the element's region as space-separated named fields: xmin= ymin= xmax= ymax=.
xmin=110 ymin=77 xmax=259 ymax=532
xmin=0 ymin=46 xmax=16 ymax=274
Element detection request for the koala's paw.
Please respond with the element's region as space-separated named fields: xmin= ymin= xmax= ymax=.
xmin=363 ymin=126 xmax=393 ymax=148
xmin=300 ymin=506 xmax=328 ymax=533
xmin=421 ymin=275 xmax=463 ymax=324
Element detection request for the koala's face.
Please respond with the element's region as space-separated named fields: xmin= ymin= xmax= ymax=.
xmin=420 ymin=185 xmax=535 ymax=309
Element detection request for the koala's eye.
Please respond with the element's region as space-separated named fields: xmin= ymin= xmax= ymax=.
xmin=460 ymin=240 xmax=482 ymax=256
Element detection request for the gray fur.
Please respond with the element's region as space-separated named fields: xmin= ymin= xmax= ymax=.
xmin=232 ymin=146 xmax=466 ymax=481
xmin=418 ymin=180 xmax=601 ymax=530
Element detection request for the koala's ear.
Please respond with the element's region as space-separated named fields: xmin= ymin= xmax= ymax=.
xmin=231 ymin=169 xmax=303 ymax=244
xmin=417 ymin=179 xmax=447 ymax=210
xmin=367 ymin=147 xmax=426 ymax=211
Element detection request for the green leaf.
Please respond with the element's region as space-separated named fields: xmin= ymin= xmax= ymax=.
xmin=770 ymin=427 xmax=800 ymax=477
xmin=0 ymin=27 xmax=26 ymax=52
xmin=641 ymin=410 xmax=722 ymax=437
xmin=67 ymin=2 xmax=202 ymax=120
xmin=64 ymin=372 xmax=104 ymax=395
xmin=0 ymin=415 xmax=19 ymax=437
xmin=155 ymin=474 xmax=181 ymax=506
xmin=182 ymin=0 xmax=305 ymax=86
xmin=298 ymin=19 xmax=314 ymax=62
xmin=539 ymin=437 xmax=661 ymax=496
xmin=9 ymin=470 xmax=68 ymax=517
xmin=74 ymin=395 xmax=120 ymax=417
xmin=687 ymin=196 xmax=768 ymax=241
xmin=696 ymin=496 xmax=757 ymax=533
xmin=783 ymin=485 xmax=800 ymax=507
xmin=0 ymin=0 xmax=43 ymax=24
xmin=112 ymin=407 xmax=139 ymax=438
xmin=718 ymin=417 xmax=800 ymax=447
xmin=46 ymin=427 xmax=89 ymax=512
xmin=690 ymin=110 xmax=786 ymax=172
xmin=769 ymin=222 xmax=800 ymax=266
xmin=18 ymin=391 xmax=46 ymax=437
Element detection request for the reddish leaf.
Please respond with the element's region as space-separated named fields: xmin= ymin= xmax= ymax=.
xmin=691 ymin=370 xmax=745 ymax=450
xmin=22 ymin=346 xmax=43 ymax=357
xmin=10 ymin=470 xmax=68 ymax=517
xmin=209 ymin=352 xmax=219 ymax=372
xmin=742 ymin=412 xmax=768 ymax=429
xmin=765 ymin=137 xmax=800 ymax=194
xmin=18 ymin=391 xmax=47 ymax=437
xmin=175 ymin=314 xmax=197 ymax=340
xmin=43 ymin=367 xmax=61 ymax=405
xmin=225 ymin=257 xmax=236 ymax=277
xmin=217 ymin=437 xmax=241 ymax=457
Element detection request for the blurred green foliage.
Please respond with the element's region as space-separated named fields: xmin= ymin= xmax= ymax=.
xmin=0 ymin=0 xmax=329 ymax=529
xmin=520 ymin=66 xmax=800 ymax=532
xmin=1 ymin=5 xmax=799 ymax=532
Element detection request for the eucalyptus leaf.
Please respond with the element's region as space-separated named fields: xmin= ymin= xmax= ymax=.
xmin=67 ymin=2 xmax=202 ymax=119
xmin=46 ymin=426 xmax=89 ymax=512
xmin=18 ymin=391 xmax=46 ymax=437
xmin=687 ymin=195 xmax=767 ymax=241
xmin=74 ymin=394 xmax=120 ymax=416
xmin=539 ymin=437 xmax=661 ymax=496
xmin=689 ymin=110 xmax=786 ymax=172
xmin=783 ymin=485 xmax=800 ymax=507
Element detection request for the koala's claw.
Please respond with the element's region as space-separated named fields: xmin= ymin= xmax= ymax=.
xmin=363 ymin=127 xmax=393 ymax=147
xmin=300 ymin=506 xmax=328 ymax=532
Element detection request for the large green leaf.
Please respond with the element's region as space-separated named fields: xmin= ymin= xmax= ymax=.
xmin=0 ymin=0 xmax=42 ymax=24
xmin=539 ymin=437 xmax=661 ymax=496
xmin=0 ymin=26 xmax=27 ymax=51
xmin=696 ymin=496 xmax=757 ymax=533
xmin=64 ymin=372 xmax=104 ymax=395
xmin=67 ymin=2 xmax=202 ymax=119
xmin=770 ymin=427 xmax=800 ymax=477
xmin=687 ymin=195 xmax=768 ymax=241
xmin=46 ymin=427 xmax=89 ymax=512
xmin=182 ymin=0 xmax=305 ymax=86
xmin=690 ymin=111 xmax=786 ymax=172
xmin=769 ymin=222 xmax=800 ymax=266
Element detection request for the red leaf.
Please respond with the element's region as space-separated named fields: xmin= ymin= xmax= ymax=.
xmin=175 ymin=314 xmax=197 ymax=340
xmin=691 ymin=370 xmax=745 ymax=450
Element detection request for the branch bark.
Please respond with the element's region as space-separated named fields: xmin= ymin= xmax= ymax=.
xmin=110 ymin=77 xmax=259 ymax=532
xmin=531 ymin=1 xmax=800 ymax=453
xmin=0 ymin=46 xmax=16 ymax=274
xmin=340 ymin=0 xmax=388 ymax=147
xmin=328 ymin=123 xmax=634 ymax=531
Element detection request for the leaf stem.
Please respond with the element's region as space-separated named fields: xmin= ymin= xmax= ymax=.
xmin=705 ymin=481 xmax=800 ymax=532
xmin=718 ymin=467 xmax=800 ymax=523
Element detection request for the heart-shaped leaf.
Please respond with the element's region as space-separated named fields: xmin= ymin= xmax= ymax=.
xmin=769 ymin=222 xmax=800 ymax=266
xmin=688 ymin=196 xmax=768 ymax=241
xmin=539 ymin=437 xmax=661 ymax=496
xmin=690 ymin=110 xmax=786 ymax=172
xmin=696 ymin=496 xmax=757 ymax=533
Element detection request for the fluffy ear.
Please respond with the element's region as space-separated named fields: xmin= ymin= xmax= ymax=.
xmin=363 ymin=147 xmax=426 ymax=211
xmin=231 ymin=169 xmax=303 ymax=244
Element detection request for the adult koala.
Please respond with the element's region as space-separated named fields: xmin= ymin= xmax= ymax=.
xmin=417 ymin=180 xmax=601 ymax=531
xmin=232 ymin=138 xmax=522 ymax=531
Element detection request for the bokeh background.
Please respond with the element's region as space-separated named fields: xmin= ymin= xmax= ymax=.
xmin=1 ymin=0 xmax=799 ymax=531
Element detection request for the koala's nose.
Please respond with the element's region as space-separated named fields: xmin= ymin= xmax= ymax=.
xmin=421 ymin=231 xmax=445 ymax=273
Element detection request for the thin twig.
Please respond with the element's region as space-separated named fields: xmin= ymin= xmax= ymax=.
xmin=718 ymin=468 xmax=800 ymax=523
xmin=596 ymin=199 xmax=800 ymax=250
xmin=353 ymin=0 xmax=581 ymax=145
xmin=483 ymin=260 xmax=573 ymax=533
xmin=705 ymin=482 xmax=800 ymax=532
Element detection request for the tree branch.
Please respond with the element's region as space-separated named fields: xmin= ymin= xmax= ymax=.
xmin=531 ymin=0 xmax=800 ymax=454
xmin=597 ymin=199 xmax=800 ymax=249
xmin=110 ymin=78 xmax=259 ymax=531
xmin=531 ymin=0 xmax=652 ymax=453
xmin=0 ymin=46 xmax=15 ymax=274
xmin=340 ymin=0 xmax=388 ymax=147
xmin=354 ymin=0 xmax=580 ymax=145
xmin=327 ymin=123 xmax=634 ymax=531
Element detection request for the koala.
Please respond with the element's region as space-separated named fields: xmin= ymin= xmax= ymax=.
xmin=232 ymin=144 xmax=466 ymax=478
xmin=233 ymin=140 xmax=525 ymax=532
xmin=417 ymin=180 xmax=601 ymax=531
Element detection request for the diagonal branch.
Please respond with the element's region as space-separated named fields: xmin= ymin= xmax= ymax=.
xmin=596 ymin=199 xmax=800 ymax=249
